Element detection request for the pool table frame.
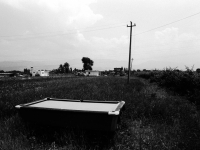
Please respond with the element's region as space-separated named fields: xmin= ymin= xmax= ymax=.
xmin=15 ymin=97 xmax=125 ymax=131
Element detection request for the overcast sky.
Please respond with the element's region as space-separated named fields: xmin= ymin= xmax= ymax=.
xmin=0 ymin=0 xmax=200 ymax=70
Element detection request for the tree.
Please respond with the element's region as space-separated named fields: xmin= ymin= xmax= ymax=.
xmin=58 ymin=64 xmax=64 ymax=73
xmin=57 ymin=62 xmax=70 ymax=73
xmin=82 ymin=57 xmax=94 ymax=71
xmin=63 ymin=62 xmax=70 ymax=73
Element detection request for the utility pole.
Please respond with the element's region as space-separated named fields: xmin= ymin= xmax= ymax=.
xmin=127 ymin=21 xmax=136 ymax=83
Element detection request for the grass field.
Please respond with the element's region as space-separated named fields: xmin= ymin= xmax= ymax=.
xmin=0 ymin=76 xmax=200 ymax=149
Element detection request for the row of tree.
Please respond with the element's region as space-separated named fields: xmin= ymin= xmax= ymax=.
xmin=57 ymin=62 xmax=71 ymax=73
xmin=54 ymin=57 xmax=94 ymax=73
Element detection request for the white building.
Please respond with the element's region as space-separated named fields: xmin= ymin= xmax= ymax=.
xmin=85 ymin=70 xmax=101 ymax=76
xmin=30 ymin=67 xmax=49 ymax=77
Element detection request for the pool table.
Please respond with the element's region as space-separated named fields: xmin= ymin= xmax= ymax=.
xmin=15 ymin=98 xmax=125 ymax=131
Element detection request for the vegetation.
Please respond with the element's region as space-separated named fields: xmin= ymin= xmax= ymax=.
xmin=54 ymin=62 xmax=71 ymax=74
xmin=82 ymin=57 xmax=94 ymax=71
xmin=135 ymin=67 xmax=200 ymax=107
xmin=0 ymin=76 xmax=200 ymax=149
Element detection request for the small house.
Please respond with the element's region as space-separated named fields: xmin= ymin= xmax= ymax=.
xmin=30 ymin=67 xmax=49 ymax=77
xmin=0 ymin=73 xmax=15 ymax=77
xmin=85 ymin=70 xmax=101 ymax=76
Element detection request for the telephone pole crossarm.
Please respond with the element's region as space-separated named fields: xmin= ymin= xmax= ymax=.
xmin=127 ymin=21 xmax=136 ymax=84
xmin=127 ymin=23 xmax=136 ymax=27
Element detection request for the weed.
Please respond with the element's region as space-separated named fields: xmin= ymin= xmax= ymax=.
xmin=0 ymin=76 xmax=199 ymax=149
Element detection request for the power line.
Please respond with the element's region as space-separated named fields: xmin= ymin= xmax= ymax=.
xmin=129 ymin=11 xmax=200 ymax=61
xmin=1 ymin=11 xmax=200 ymax=64
xmin=1 ymin=10 xmax=200 ymax=40
xmin=134 ymin=11 xmax=200 ymax=36
xmin=0 ymin=24 xmax=126 ymax=39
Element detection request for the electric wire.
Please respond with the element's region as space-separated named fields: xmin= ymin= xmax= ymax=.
xmin=134 ymin=11 xmax=200 ymax=36
xmin=1 ymin=11 xmax=200 ymax=66
xmin=0 ymin=24 xmax=126 ymax=39
xmin=1 ymin=10 xmax=200 ymax=41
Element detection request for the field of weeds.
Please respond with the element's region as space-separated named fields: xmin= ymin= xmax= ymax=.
xmin=135 ymin=67 xmax=200 ymax=107
xmin=0 ymin=76 xmax=200 ymax=149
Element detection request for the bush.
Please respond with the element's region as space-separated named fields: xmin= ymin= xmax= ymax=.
xmin=138 ymin=67 xmax=200 ymax=106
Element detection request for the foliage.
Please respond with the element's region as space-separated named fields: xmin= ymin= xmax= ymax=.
xmin=136 ymin=67 xmax=200 ymax=106
xmin=0 ymin=76 xmax=200 ymax=149
xmin=57 ymin=62 xmax=70 ymax=73
xmin=82 ymin=57 xmax=93 ymax=71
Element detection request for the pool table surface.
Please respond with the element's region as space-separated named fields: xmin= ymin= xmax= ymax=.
xmin=15 ymin=97 xmax=125 ymax=131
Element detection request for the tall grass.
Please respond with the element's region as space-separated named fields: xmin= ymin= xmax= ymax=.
xmin=0 ymin=76 xmax=200 ymax=149
xmin=135 ymin=68 xmax=200 ymax=106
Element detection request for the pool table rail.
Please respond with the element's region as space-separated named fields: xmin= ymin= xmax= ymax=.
xmin=15 ymin=97 xmax=125 ymax=131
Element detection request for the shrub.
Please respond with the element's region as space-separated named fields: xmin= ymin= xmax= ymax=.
xmin=138 ymin=67 xmax=200 ymax=106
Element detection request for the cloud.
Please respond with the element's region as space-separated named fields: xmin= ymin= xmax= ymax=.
xmin=0 ymin=1 xmax=142 ymax=64
xmin=69 ymin=5 xmax=103 ymax=28
xmin=0 ymin=0 xmax=24 ymax=9
xmin=0 ymin=0 xmax=103 ymax=29
xmin=60 ymin=30 xmax=129 ymax=61
xmin=88 ymin=35 xmax=129 ymax=60
xmin=155 ymin=27 xmax=179 ymax=44
xmin=155 ymin=27 xmax=198 ymax=46
xmin=152 ymin=27 xmax=200 ymax=63
xmin=0 ymin=0 xmax=105 ymax=62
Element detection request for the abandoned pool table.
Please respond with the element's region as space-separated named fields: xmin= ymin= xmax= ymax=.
xmin=15 ymin=97 xmax=125 ymax=131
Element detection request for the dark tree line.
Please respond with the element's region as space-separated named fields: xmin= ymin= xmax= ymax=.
xmin=53 ymin=57 xmax=94 ymax=74
xmin=56 ymin=62 xmax=71 ymax=73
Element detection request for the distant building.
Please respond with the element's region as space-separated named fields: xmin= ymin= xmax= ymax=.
xmin=85 ymin=70 xmax=101 ymax=76
xmin=0 ymin=73 xmax=15 ymax=77
xmin=114 ymin=68 xmax=123 ymax=72
xmin=30 ymin=67 xmax=49 ymax=77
